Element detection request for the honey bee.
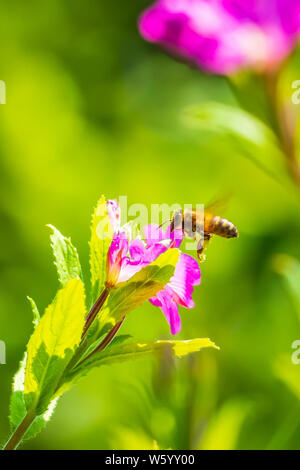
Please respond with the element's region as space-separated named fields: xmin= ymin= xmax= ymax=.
xmin=170 ymin=205 xmax=238 ymax=260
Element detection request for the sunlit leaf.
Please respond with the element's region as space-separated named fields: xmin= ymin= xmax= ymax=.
xmin=27 ymin=297 xmax=40 ymax=327
xmin=89 ymin=338 xmax=219 ymax=366
xmin=9 ymin=354 xmax=58 ymax=441
xmin=48 ymin=224 xmax=82 ymax=287
xmin=24 ymin=279 xmax=86 ymax=414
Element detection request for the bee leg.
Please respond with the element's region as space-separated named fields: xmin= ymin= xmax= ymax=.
xmin=197 ymin=233 xmax=211 ymax=261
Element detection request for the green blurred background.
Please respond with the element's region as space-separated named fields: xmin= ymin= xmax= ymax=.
xmin=1 ymin=0 xmax=300 ymax=450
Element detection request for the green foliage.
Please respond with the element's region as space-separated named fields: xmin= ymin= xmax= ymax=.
xmin=89 ymin=195 xmax=113 ymax=303
xmin=183 ymin=102 xmax=289 ymax=187
xmin=24 ymin=279 xmax=86 ymax=414
xmin=64 ymin=338 xmax=218 ymax=390
xmin=9 ymin=355 xmax=58 ymax=440
xmin=80 ymin=338 xmax=218 ymax=369
xmin=274 ymin=255 xmax=300 ymax=320
xmin=48 ymin=225 xmax=82 ymax=287
xmin=27 ymin=297 xmax=40 ymax=327
xmin=7 ymin=206 xmax=215 ymax=449
xmin=97 ymin=249 xmax=179 ymax=334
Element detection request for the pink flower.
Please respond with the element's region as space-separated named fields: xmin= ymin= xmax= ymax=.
xmin=105 ymin=200 xmax=201 ymax=334
xmin=138 ymin=0 xmax=300 ymax=74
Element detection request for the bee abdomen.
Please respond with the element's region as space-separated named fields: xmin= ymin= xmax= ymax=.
xmin=209 ymin=216 xmax=238 ymax=238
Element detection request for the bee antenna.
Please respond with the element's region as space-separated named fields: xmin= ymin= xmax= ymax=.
xmin=158 ymin=219 xmax=171 ymax=229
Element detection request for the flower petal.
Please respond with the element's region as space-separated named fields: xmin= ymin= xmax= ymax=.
xmin=108 ymin=232 xmax=128 ymax=266
xmin=150 ymin=289 xmax=182 ymax=335
xmin=129 ymin=239 xmax=147 ymax=264
xmin=169 ymin=253 xmax=201 ymax=308
xmin=143 ymin=224 xmax=165 ymax=246
xmin=149 ymin=253 xmax=200 ymax=334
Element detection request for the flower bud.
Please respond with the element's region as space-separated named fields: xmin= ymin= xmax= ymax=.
xmin=106 ymin=234 xmax=128 ymax=288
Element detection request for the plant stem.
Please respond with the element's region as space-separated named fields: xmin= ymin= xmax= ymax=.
xmin=81 ymin=287 xmax=110 ymax=339
xmin=3 ymin=411 xmax=35 ymax=451
xmin=265 ymin=71 xmax=300 ymax=192
xmin=75 ymin=317 xmax=125 ymax=368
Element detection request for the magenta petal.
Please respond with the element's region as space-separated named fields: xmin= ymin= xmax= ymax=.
xmin=169 ymin=253 xmax=201 ymax=308
xmin=143 ymin=224 xmax=164 ymax=246
xmin=118 ymin=260 xmax=145 ymax=283
xmin=129 ymin=239 xmax=147 ymax=264
xmin=139 ymin=6 xmax=172 ymax=42
xmin=144 ymin=243 xmax=167 ymax=263
xmin=170 ymin=228 xmax=184 ymax=248
xmin=108 ymin=232 xmax=128 ymax=266
xmin=150 ymin=289 xmax=182 ymax=335
xmin=149 ymin=252 xmax=200 ymax=334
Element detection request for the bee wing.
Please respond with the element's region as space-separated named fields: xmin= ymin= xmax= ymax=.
xmin=204 ymin=193 xmax=233 ymax=215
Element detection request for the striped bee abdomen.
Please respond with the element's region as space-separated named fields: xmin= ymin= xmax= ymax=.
xmin=208 ymin=216 xmax=238 ymax=239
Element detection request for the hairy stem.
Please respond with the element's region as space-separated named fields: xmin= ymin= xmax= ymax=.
xmin=3 ymin=411 xmax=36 ymax=451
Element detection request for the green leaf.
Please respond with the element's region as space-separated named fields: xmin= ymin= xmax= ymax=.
xmin=273 ymin=254 xmax=300 ymax=321
xmin=48 ymin=224 xmax=82 ymax=286
xmin=24 ymin=278 xmax=86 ymax=414
xmin=9 ymin=355 xmax=58 ymax=441
xmin=183 ymin=102 xmax=289 ymax=187
xmin=107 ymin=334 xmax=132 ymax=349
xmin=27 ymin=297 xmax=40 ymax=327
xmin=72 ymin=338 xmax=219 ymax=377
xmin=227 ymin=73 xmax=275 ymax=126
xmin=59 ymin=338 xmax=218 ymax=396
xmin=89 ymin=195 xmax=114 ymax=303
xmin=97 ymin=249 xmax=180 ymax=335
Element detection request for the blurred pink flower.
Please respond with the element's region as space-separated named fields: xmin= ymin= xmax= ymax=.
xmin=138 ymin=0 xmax=300 ymax=74
xmin=106 ymin=200 xmax=201 ymax=334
